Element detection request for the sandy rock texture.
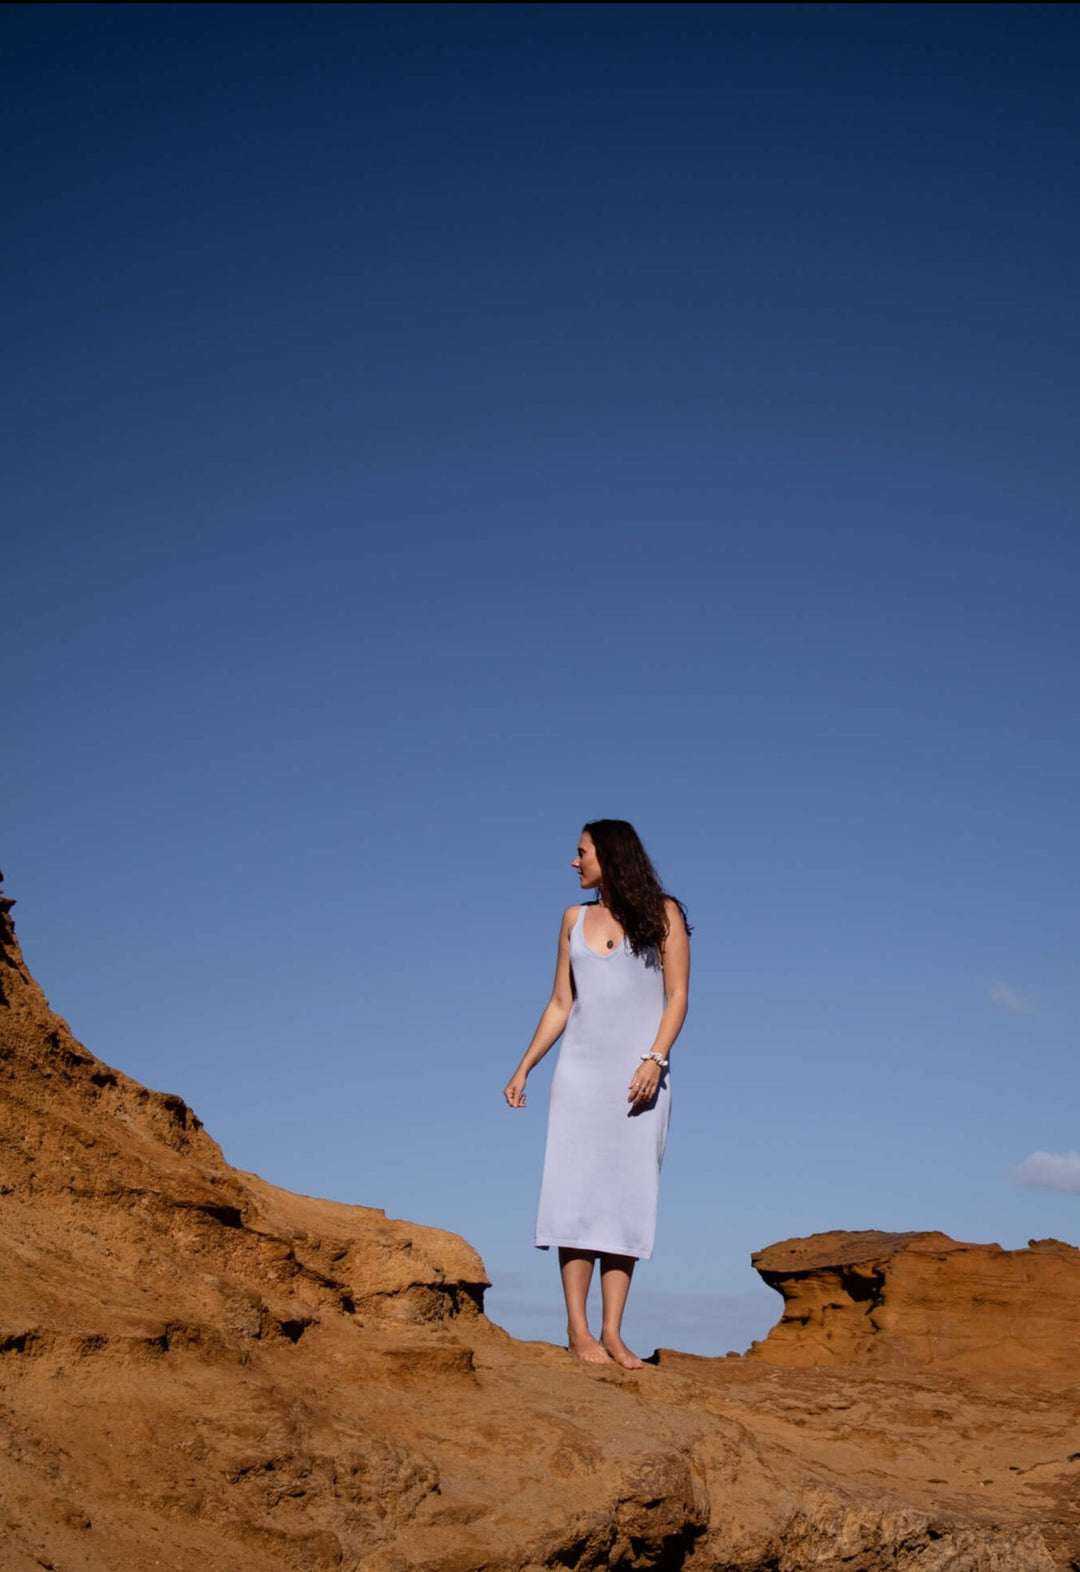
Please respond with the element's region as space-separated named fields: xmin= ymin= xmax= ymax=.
xmin=750 ymin=1229 xmax=1080 ymax=1375
xmin=2 ymin=893 xmax=1079 ymax=1571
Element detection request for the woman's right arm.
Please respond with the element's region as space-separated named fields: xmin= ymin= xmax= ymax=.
xmin=503 ymin=906 xmax=577 ymax=1108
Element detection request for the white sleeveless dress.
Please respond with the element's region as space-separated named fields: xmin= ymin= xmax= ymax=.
xmin=535 ymin=904 xmax=671 ymax=1260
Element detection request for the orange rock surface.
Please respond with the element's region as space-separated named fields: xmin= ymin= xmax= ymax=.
xmin=2 ymin=893 xmax=1079 ymax=1571
xmin=749 ymin=1228 xmax=1080 ymax=1374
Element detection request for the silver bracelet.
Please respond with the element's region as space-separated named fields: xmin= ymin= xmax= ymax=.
xmin=640 ymin=1052 xmax=669 ymax=1069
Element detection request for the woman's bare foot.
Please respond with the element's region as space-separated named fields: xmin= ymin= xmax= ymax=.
xmin=601 ymin=1333 xmax=644 ymax=1370
xmin=568 ymin=1330 xmax=612 ymax=1364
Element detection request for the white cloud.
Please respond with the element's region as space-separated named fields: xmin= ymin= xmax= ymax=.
xmin=1011 ymin=1151 xmax=1080 ymax=1194
xmin=987 ymin=981 xmax=1041 ymax=1018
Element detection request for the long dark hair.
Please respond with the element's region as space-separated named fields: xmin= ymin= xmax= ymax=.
xmin=583 ymin=819 xmax=690 ymax=957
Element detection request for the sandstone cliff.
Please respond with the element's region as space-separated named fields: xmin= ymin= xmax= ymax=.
xmin=2 ymin=893 xmax=1079 ymax=1571
xmin=749 ymin=1229 xmax=1080 ymax=1374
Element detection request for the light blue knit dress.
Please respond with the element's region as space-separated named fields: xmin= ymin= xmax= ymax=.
xmin=535 ymin=904 xmax=671 ymax=1260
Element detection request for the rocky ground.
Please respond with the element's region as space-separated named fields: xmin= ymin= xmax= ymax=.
xmin=2 ymin=894 xmax=1078 ymax=1571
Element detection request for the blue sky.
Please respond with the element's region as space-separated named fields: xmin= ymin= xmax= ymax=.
xmin=4 ymin=2 xmax=1078 ymax=1355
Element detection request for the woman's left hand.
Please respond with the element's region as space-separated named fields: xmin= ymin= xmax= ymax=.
xmin=627 ymin=1059 xmax=661 ymax=1107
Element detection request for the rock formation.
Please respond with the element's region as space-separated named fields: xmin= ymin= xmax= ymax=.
xmin=749 ymin=1229 xmax=1080 ymax=1374
xmin=2 ymin=892 xmax=1079 ymax=1571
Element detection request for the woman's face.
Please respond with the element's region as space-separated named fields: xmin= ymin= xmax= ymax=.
xmin=572 ymin=831 xmax=603 ymax=891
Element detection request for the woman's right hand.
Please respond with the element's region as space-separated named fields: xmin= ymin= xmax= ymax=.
xmin=504 ymin=1070 xmax=528 ymax=1108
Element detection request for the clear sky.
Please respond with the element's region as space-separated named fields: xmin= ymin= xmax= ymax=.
xmin=5 ymin=2 xmax=1078 ymax=1356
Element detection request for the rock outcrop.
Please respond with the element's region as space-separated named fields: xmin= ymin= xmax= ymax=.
xmin=2 ymin=892 xmax=1080 ymax=1571
xmin=749 ymin=1228 xmax=1080 ymax=1374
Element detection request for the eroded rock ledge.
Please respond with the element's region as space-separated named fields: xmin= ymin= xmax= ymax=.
xmin=2 ymin=894 xmax=1079 ymax=1572
xmin=748 ymin=1228 xmax=1080 ymax=1375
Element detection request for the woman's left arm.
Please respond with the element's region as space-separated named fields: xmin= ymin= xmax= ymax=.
xmin=628 ymin=899 xmax=690 ymax=1106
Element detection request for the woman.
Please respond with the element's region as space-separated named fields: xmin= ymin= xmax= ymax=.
xmin=503 ymin=819 xmax=690 ymax=1369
